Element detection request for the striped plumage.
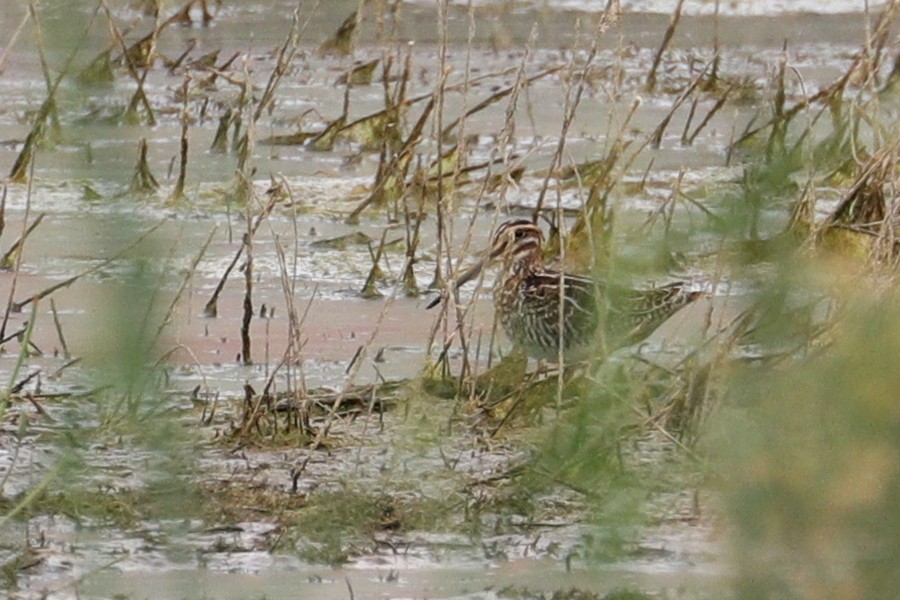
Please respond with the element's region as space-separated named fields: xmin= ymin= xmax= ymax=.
xmin=452 ymin=219 xmax=701 ymax=362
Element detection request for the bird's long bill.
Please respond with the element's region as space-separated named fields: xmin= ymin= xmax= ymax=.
xmin=425 ymin=257 xmax=487 ymax=310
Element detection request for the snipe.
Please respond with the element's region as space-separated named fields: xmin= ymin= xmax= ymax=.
xmin=432 ymin=219 xmax=703 ymax=362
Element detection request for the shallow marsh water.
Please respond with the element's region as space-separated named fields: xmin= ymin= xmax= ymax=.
xmin=0 ymin=1 xmax=894 ymax=598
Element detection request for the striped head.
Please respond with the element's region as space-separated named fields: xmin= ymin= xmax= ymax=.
xmin=434 ymin=218 xmax=545 ymax=303
xmin=488 ymin=219 xmax=543 ymax=269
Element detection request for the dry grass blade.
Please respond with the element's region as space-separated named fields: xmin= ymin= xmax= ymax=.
xmin=9 ymin=2 xmax=101 ymax=182
xmin=252 ymin=7 xmax=303 ymax=125
xmin=684 ymin=81 xmax=735 ymax=146
xmin=439 ymin=67 xmax=562 ymax=140
xmin=50 ymin=298 xmax=69 ymax=359
xmin=1 ymin=213 xmax=45 ymax=271
xmin=646 ymin=0 xmax=686 ymax=93
xmin=100 ymin=0 xmax=156 ymax=124
xmin=346 ymin=94 xmax=437 ymax=224
xmin=650 ymin=59 xmax=713 ymax=148
xmin=203 ymin=194 xmax=279 ymax=317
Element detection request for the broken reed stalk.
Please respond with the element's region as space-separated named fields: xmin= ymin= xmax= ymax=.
xmin=426 ymin=1 xmax=452 ymax=298
xmin=533 ymin=22 xmax=603 ymax=222
xmin=645 ymin=0 xmax=685 ymax=93
xmin=0 ymin=213 xmax=45 ymax=270
xmin=28 ymin=0 xmax=62 ymax=133
xmin=9 ymin=2 xmax=101 ymax=182
xmin=49 ymin=298 xmax=69 ymax=359
xmin=0 ymin=156 xmax=36 ymax=344
xmin=251 ymin=7 xmax=303 ymax=125
xmin=210 ymin=108 xmax=234 ymax=153
xmin=650 ymin=59 xmax=713 ymax=148
xmin=268 ymin=176 xmax=308 ymax=359
xmin=0 ymin=185 xmax=6 ymax=240
xmin=240 ymin=225 xmax=253 ymax=366
xmin=344 ymin=51 xmax=413 ymax=220
xmin=346 ymin=94 xmax=436 ymax=223
xmin=534 ymin=6 xmax=620 ymax=228
xmin=680 ymin=97 xmax=700 ymax=146
xmin=130 ymin=138 xmax=159 ymax=193
xmin=203 ymin=194 xmax=278 ymax=317
xmin=400 ymin=192 xmax=426 ymax=296
xmin=100 ymin=0 xmax=156 ymax=124
xmin=439 ymin=66 xmax=562 ymax=140
xmin=4 ymin=300 xmax=40 ymax=397
xmin=360 ymin=230 xmax=389 ymax=299
xmin=425 ymin=3 xmax=483 ymax=385
xmin=704 ymin=0 xmax=722 ymax=90
xmin=684 ymin=81 xmax=734 ymax=146
xmin=169 ymin=74 xmax=191 ymax=202
xmin=768 ymin=40 xmax=790 ymax=156
xmin=269 ymin=234 xmax=316 ymax=399
xmin=115 ymin=0 xmax=213 ymax=68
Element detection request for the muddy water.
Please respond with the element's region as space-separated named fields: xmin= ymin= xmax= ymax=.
xmin=0 ymin=1 xmax=886 ymax=599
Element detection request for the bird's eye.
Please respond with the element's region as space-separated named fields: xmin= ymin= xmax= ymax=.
xmin=514 ymin=229 xmax=524 ymax=239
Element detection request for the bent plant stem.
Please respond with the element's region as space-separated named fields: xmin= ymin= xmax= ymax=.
xmin=2 ymin=300 xmax=40 ymax=414
xmin=1 ymin=150 xmax=37 ymax=343
xmin=204 ymin=193 xmax=278 ymax=317
xmin=0 ymin=213 xmax=46 ymax=270
xmin=9 ymin=1 xmax=101 ymax=181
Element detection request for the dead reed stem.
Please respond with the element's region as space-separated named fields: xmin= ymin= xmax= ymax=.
xmin=684 ymin=82 xmax=734 ymax=146
xmin=533 ymin=7 xmax=617 ymax=222
xmin=0 ymin=186 xmax=6 ymax=242
xmin=1 ymin=213 xmax=45 ymax=270
xmin=646 ymin=0 xmax=685 ymax=93
xmin=0 ymin=154 xmax=36 ymax=344
xmin=240 ymin=224 xmax=253 ymax=366
xmin=203 ymin=194 xmax=278 ymax=317
xmin=170 ymin=74 xmax=191 ymax=201
xmin=252 ymin=7 xmax=304 ymax=125
xmin=650 ymin=59 xmax=713 ymax=148
xmin=130 ymin=138 xmax=160 ymax=193
xmin=9 ymin=2 xmax=101 ymax=182
xmin=49 ymin=299 xmax=69 ymax=359
xmin=100 ymin=0 xmax=156 ymax=124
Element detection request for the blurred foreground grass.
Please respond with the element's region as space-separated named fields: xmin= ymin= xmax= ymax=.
xmin=714 ymin=267 xmax=900 ymax=600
